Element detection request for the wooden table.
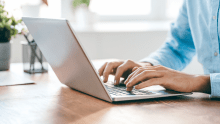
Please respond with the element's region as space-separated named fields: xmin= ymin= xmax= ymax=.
xmin=1 ymin=61 xmax=220 ymax=124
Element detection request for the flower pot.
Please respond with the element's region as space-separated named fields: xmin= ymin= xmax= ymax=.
xmin=0 ymin=42 xmax=11 ymax=71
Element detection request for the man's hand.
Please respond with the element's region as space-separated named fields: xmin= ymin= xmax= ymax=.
xmin=98 ymin=60 xmax=152 ymax=85
xmin=124 ymin=65 xmax=211 ymax=93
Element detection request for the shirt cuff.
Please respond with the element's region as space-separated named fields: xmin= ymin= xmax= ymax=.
xmin=210 ymin=73 xmax=220 ymax=98
xmin=139 ymin=58 xmax=161 ymax=66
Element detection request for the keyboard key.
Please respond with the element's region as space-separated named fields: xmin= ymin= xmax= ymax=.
xmin=104 ymin=83 xmax=154 ymax=96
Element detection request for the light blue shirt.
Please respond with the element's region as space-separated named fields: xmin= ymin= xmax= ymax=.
xmin=141 ymin=0 xmax=220 ymax=97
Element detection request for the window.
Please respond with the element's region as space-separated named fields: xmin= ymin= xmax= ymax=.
xmin=89 ymin=0 xmax=183 ymax=21
xmin=89 ymin=0 xmax=151 ymax=16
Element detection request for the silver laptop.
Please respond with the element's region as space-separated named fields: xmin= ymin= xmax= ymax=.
xmin=22 ymin=17 xmax=191 ymax=102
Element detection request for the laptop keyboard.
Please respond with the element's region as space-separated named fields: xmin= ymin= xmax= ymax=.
xmin=104 ymin=82 xmax=155 ymax=96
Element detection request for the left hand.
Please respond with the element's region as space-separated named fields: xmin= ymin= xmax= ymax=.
xmin=124 ymin=65 xmax=211 ymax=93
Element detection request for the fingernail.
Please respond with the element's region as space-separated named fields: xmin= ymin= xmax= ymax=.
xmin=114 ymin=80 xmax=117 ymax=85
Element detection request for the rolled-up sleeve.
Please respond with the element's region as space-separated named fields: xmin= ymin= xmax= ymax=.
xmin=210 ymin=73 xmax=220 ymax=98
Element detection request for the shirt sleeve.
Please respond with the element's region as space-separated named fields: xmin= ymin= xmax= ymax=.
xmin=210 ymin=73 xmax=220 ymax=98
xmin=140 ymin=0 xmax=196 ymax=71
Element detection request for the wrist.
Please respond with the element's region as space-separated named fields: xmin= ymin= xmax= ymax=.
xmin=193 ymin=75 xmax=211 ymax=94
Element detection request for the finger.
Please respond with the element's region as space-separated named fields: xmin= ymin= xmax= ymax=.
xmin=114 ymin=63 xmax=129 ymax=85
xmin=124 ymin=67 xmax=144 ymax=85
xmin=126 ymin=87 xmax=133 ymax=91
xmin=132 ymin=67 xmax=138 ymax=72
xmin=126 ymin=82 xmax=142 ymax=91
xmin=126 ymin=68 xmax=146 ymax=84
xmin=114 ymin=60 xmax=141 ymax=85
xmin=135 ymin=78 xmax=161 ymax=89
xmin=125 ymin=66 xmax=156 ymax=84
xmin=124 ymin=66 xmax=155 ymax=85
xmin=98 ymin=62 xmax=107 ymax=76
xmin=103 ymin=62 xmax=115 ymax=83
xmin=114 ymin=60 xmax=137 ymax=85
xmin=126 ymin=70 xmax=163 ymax=88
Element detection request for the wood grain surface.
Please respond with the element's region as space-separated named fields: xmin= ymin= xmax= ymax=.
xmin=0 ymin=61 xmax=219 ymax=124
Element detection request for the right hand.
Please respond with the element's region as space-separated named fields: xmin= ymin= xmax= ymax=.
xmin=98 ymin=60 xmax=152 ymax=85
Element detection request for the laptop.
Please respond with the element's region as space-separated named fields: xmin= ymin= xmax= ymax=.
xmin=22 ymin=17 xmax=191 ymax=102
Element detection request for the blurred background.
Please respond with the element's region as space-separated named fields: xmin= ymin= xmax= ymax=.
xmin=4 ymin=0 xmax=203 ymax=74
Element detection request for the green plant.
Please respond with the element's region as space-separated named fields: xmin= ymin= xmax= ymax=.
xmin=0 ymin=3 xmax=22 ymax=43
xmin=73 ymin=0 xmax=90 ymax=8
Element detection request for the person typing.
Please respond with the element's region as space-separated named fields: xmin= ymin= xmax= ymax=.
xmin=98 ymin=0 xmax=220 ymax=98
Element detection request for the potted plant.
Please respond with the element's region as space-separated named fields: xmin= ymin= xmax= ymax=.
xmin=0 ymin=3 xmax=22 ymax=70
xmin=73 ymin=0 xmax=90 ymax=8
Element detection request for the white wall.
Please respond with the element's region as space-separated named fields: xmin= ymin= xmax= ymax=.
xmin=11 ymin=31 xmax=168 ymax=63
xmin=78 ymin=31 xmax=167 ymax=60
xmin=11 ymin=35 xmax=26 ymax=63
